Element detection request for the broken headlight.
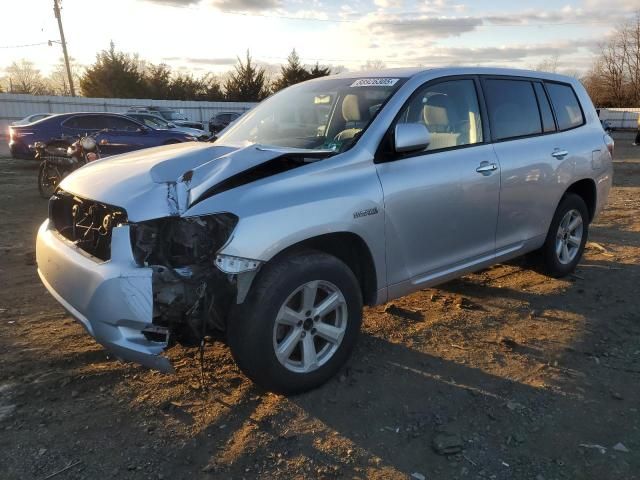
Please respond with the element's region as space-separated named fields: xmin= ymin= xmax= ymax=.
xmin=130 ymin=213 xmax=238 ymax=269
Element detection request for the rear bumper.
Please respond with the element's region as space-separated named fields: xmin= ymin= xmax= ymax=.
xmin=594 ymin=164 xmax=613 ymax=220
xmin=36 ymin=219 xmax=173 ymax=372
xmin=9 ymin=140 xmax=33 ymax=159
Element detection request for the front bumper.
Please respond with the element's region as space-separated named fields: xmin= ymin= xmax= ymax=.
xmin=36 ymin=219 xmax=173 ymax=372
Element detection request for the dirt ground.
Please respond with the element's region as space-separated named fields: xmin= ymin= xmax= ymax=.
xmin=0 ymin=132 xmax=639 ymax=480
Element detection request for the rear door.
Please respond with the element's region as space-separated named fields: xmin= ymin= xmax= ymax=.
xmin=482 ymin=77 xmax=564 ymax=252
xmin=375 ymin=77 xmax=501 ymax=290
xmin=62 ymin=115 xmax=105 ymax=137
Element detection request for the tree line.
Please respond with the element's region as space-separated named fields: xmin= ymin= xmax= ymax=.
xmin=580 ymin=13 xmax=640 ymax=108
xmin=2 ymin=14 xmax=639 ymax=106
xmin=0 ymin=44 xmax=331 ymax=102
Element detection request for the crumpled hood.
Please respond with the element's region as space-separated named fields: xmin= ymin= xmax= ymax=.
xmin=58 ymin=141 xmax=325 ymax=222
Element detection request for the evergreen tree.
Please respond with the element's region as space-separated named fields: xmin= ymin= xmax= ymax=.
xmin=308 ymin=62 xmax=331 ymax=80
xmin=144 ymin=63 xmax=172 ymax=100
xmin=224 ymin=51 xmax=270 ymax=102
xmin=80 ymin=42 xmax=145 ymax=98
xmin=273 ymin=49 xmax=311 ymax=91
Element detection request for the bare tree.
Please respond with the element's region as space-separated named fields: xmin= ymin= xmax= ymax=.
xmin=361 ymin=59 xmax=386 ymax=71
xmin=4 ymin=60 xmax=51 ymax=95
xmin=533 ymin=54 xmax=560 ymax=73
xmin=48 ymin=57 xmax=82 ymax=96
xmin=584 ymin=13 xmax=640 ymax=107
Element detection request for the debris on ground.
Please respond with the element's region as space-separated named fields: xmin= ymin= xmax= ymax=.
xmin=384 ymin=303 xmax=423 ymax=321
xmin=579 ymin=443 xmax=607 ymax=454
xmin=612 ymin=442 xmax=630 ymax=453
xmin=432 ymin=432 xmax=463 ymax=455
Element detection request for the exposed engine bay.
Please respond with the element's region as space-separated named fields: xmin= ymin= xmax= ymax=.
xmin=130 ymin=214 xmax=240 ymax=346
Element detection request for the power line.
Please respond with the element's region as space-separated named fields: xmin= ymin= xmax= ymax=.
xmin=0 ymin=42 xmax=53 ymax=49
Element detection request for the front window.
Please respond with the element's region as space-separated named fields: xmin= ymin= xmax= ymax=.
xmin=217 ymin=77 xmax=406 ymax=152
xmin=397 ymin=79 xmax=483 ymax=151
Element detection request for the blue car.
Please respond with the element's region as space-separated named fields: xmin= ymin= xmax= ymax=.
xmin=8 ymin=112 xmax=198 ymax=159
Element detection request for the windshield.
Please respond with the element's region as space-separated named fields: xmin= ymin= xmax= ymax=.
xmin=160 ymin=111 xmax=187 ymax=121
xmin=138 ymin=115 xmax=168 ymax=128
xmin=217 ymin=76 xmax=406 ymax=152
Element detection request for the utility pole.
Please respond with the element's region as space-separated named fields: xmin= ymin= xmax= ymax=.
xmin=53 ymin=0 xmax=75 ymax=96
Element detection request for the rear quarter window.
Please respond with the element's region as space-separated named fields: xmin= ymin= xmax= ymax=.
xmin=533 ymin=83 xmax=556 ymax=133
xmin=483 ymin=79 xmax=542 ymax=141
xmin=545 ymin=83 xmax=584 ymax=130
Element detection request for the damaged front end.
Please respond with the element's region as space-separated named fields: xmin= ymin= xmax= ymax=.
xmin=130 ymin=213 xmax=260 ymax=350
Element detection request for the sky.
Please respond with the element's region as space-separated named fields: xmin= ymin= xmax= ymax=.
xmin=0 ymin=0 xmax=638 ymax=78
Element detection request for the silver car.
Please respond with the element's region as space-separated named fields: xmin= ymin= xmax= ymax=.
xmin=36 ymin=67 xmax=613 ymax=393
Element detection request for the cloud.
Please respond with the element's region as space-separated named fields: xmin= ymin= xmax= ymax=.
xmin=367 ymin=15 xmax=483 ymax=39
xmin=210 ymin=0 xmax=281 ymax=11
xmin=374 ymin=0 xmax=403 ymax=8
xmin=141 ymin=0 xmax=200 ymax=6
xmin=405 ymin=39 xmax=600 ymax=67
xmin=163 ymin=56 xmax=237 ymax=65
xmin=141 ymin=0 xmax=281 ymax=10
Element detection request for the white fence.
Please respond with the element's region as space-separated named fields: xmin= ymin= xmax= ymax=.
xmin=0 ymin=93 xmax=257 ymax=134
xmin=598 ymin=108 xmax=640 ymax=130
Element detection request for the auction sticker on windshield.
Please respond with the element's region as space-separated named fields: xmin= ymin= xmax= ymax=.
xmin=350 ymin=78 xmax=399 ymax=87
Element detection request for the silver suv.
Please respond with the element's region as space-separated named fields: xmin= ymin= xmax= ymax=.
xmin=36 ymin=68 xmax=613 ymax=393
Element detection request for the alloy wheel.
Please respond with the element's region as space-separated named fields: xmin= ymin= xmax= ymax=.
xmin=272 ymin=280 xmax=348 ymax=373
xmin=555 ymin=208 xmax=583 ymax=264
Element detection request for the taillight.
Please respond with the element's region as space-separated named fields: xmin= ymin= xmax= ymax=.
xmin=603 ymin=134 xmax=614 ymax=159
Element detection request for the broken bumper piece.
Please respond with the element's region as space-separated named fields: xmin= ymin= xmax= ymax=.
xmin=36 ymin=219 xmax=173 ymax=373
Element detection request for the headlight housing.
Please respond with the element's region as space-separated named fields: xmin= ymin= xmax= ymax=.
xmin=130 ymin=213 xmax=238 ymax=268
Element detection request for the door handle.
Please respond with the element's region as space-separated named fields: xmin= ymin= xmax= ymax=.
xmin=476 ymin=162 xmax=498 ymax=175
xmin=551 ymin=149 xmax=569 ymax=159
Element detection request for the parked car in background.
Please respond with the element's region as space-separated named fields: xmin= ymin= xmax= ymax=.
xmin=9 ymin=112 xmax=197 ymax=158
xmin=12 ymin=113 xmax=51 ymax=126
xmin=126 ymin=112 xmax=210 ymax=140
xmin=35 ymin=67 xmax=612 ymax=394
xmin=209 ymin=111 xmax=241 ymax=134
xmin=126 ymin=106 xmax=205 ymax=130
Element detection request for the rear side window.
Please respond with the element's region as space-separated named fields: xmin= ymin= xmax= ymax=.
xmin=106 ymin=116 xmax=140 ymax=131
xmin=533 ymin=83 xmax=556 ymax=133
xmin=545 ymin=83 xmax=584 ymax=130
xmin=65 ymin=115 xmax=106 ymax=130
xmin=483 ymin=79 xmax=542 ymax=140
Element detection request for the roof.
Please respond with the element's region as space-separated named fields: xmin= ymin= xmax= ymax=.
xmin=329 ymin=66 xmax=576 ymax=84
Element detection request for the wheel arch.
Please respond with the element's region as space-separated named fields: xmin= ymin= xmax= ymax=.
xmin=564 ymin=178 xmax=597 ymax=222
xmin=266 ymin=232 xmax=378 ymax=307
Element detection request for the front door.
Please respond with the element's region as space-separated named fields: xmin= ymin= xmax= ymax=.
xmin=99 ymin=115 xmax=146 ymax=155
xmin=375 ymin=78 xmax=500 ymax=291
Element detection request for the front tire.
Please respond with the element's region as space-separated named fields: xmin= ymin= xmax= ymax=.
xmin=38 ymin=163 xmax=61 ymax=199
xmin=227 ymin=250 xmax=363 ymax=394
xmin=539 ymin=193 xmax=589 ymax=277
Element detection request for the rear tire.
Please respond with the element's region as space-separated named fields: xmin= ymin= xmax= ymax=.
xmin=538 ymin=193 xmax=589 ymax=277
xmin=227 ymin=249 xmax=363 ymax=395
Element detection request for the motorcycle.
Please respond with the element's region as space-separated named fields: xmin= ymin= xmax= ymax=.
xmin=36 ymin=132 xmax=102 ymax=198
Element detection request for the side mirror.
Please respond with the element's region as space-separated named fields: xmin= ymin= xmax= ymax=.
xmin=394 ymin=123 xmax=431 ymax=153
xmin=167 ymin=122 xmax=176 ymax=128
xmin=137 ymin=126 xmax=149 ymax=134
